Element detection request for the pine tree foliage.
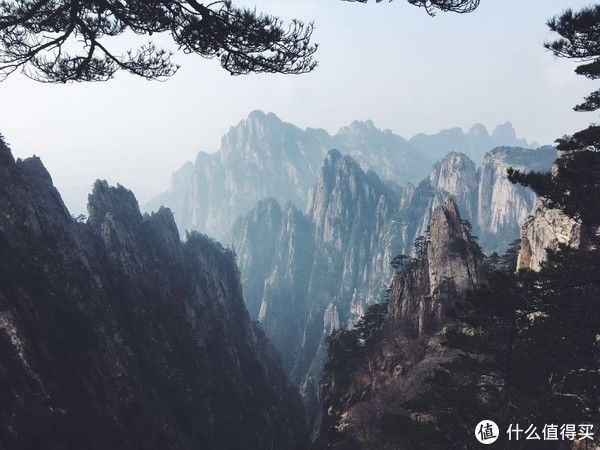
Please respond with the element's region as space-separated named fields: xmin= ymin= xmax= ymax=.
xmin=0 ymin=0 xmax=318 ymax=82
xmin=447 ymin=245 xmax=600 ymax=440
xmin=508 ymin=6 xmax=600 ymax=228
xmin=545 ymin=5 xmax=600 ymax=112
xmin=0 ymin=0 xmax=484 ymax=83
xmin=341 ymin=0 xmax=480 ymax=15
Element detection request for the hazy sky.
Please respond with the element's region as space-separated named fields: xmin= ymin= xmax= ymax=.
xmin=0 ymin=0 xmax=595 ymax=213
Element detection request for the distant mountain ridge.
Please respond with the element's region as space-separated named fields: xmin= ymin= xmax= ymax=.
xmin=147 ymin=111 xmax=533 ymax=239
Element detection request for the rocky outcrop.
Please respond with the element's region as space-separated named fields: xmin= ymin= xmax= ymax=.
xmin=397 ymin=147 xmax=556 ymax=254
xmin=517 ymin=203 xmax=584 ymax=271
xmin=515 ymin=148 xmax=600 ymax=271
xmin=317 ymin=198 xmax=485 ymax=448
xmin=148 ymin=111 xmax=532 ymax=239
xmin=0 ymin=139 xmax=307 ymax=449
xmin=389 ymin=198 xmax=483 ymax=333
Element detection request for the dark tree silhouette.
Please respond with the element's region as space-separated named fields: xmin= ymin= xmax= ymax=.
xmin=545 ymin=5 xmax=600 ymax=112
xmin=508 ymin=5 xmax=600 ymax=228
xmin=0 ymin=0 xmax=483 ymax=83
xmin=0 ymin=0 xmax=317 ymax=82
xmin=341 ymin=0 xmax=480 ymax=15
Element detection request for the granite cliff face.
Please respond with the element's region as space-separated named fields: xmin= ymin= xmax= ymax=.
xmin=231 ymin=150 xmax=400 ymax=429
xmin=515 ymin=147 xmax=600 ymax=271
xmin=517 ymin=203 xmax=584 ymax=271
xmin=317 ymin=189 xmax=600 ymax=449
xmin=231 ymin=147 xmax=553 ymax=432
xmin=317 ymin=198 xmax=485 ymax=448
xmin=148 ymin=111 xmax=531 ymax=239
xmin=0 ymin=138 xmax=307 ymax=449
xmin=476 ymin=146 xmax=555 ymax=250
xmin=387 ymin=146 xmax=556 ymax=255
xmin=388 ymin=198 xmax=483 ymax=334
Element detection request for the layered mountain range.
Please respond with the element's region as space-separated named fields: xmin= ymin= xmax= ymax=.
xmin=230 ymin=146 xmax=555 ymax=430
xmin=143 ymin=111 xmax=554 ymax=437
xmin=0 ymin=137 xmax=307 ymax=449
xmin=147 ymin=111 xmax=532 ymax=239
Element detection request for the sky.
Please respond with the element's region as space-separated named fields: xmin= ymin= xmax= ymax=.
xmin=0 ymin=0 xmax=595 ymax=214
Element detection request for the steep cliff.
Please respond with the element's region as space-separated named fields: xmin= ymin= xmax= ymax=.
xmin=476 ymin=146 xmax=556 ymax=251
xmin=318 ymin=199 xmax=599 ymax=450
xmin=395 ymin=146 xmax=555 ymax=254
xmin=231 ymin=147 xmax=553 ymax=433
xmin=388 ymin=198 xmax=483 ymax=333
xmin=0 ymin=139 xmax=307 ymax=450
xmin=517 ymin=203 xmax=585 ymax=271
xmin=516 ymin=150 xmax=600 ymax=271
xmin=428 ymin=152 xmax=478 ymax=221
xmin=231 ymin=150 xmax=402 ymax=430
xmin=317 ymin=198 xmax=485 ymax=448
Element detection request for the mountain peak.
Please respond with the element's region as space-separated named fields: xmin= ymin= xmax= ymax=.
xmin=388 ymin=194 xmax=482 ymax=333
xmin=0 ymin=132 xmax=15 ymax=166
xmin=492 ymin=121 xmax=517 ymax=141
xmin=338 ymin=119 xmax=381 ymax=136
xmin=437 ymin=195 xmax=461 ymax=223
xmin=324 ymin=148 xmax=344 ymax=164
xmin=88 ymin=180 xmax=142 ymax=229
xmin=248 ymin=109 xmax=279 ymax=120
xmin=225 ymin=110 xmax=286 ymax=139
xmin=468 ymin=122 xmax=489 ymax=137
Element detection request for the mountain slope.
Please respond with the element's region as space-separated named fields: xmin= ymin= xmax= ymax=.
xmin=317 ymin=198 xmax=486 ymax=449
xmin=0 ymin=138 xmax=307 ymax=450
xmin=231 ymin=146 xmax=554 ymax=433
xmin=317 ymin=199 xmax=599 ymax=450
xmin=231 ymin=150 xmax=401 ymax=430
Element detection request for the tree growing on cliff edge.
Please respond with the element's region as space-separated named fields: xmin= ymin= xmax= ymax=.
xmin=0 ymin=0 xmax=480 ymax=83
xmin=508 ymin=5 xmax=600 ymax=227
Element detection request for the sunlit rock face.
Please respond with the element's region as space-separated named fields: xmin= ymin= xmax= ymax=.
xmin=389 ymin=197 xmax=483 ymax=334
xmin=317 ymin=198 xmax=486 ymax=449
xmin=413 ymin=146 xmax=555 ymax=253
xmin=517 ymin=203 xmax=584 ymax=271
xmin=516 ymin=150 xmax=600 ymax=272
xmin=476 ymin=147 xmax=555 ymax=250
xmin=0 ymin=137 xmax=307 ymax=450
xmin=428 ymin=152 xmax=478 ymax=221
